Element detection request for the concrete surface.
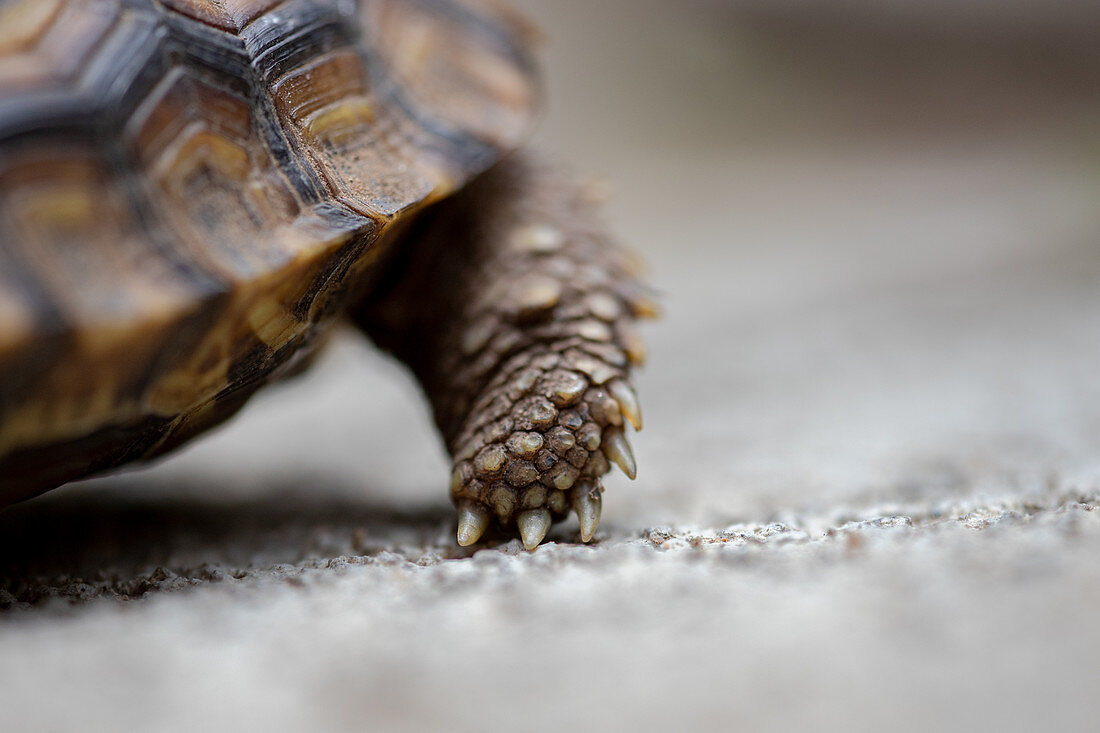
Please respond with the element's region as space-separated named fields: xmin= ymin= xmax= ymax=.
xmin=3 ymin=2 xmax=1100 ymax=731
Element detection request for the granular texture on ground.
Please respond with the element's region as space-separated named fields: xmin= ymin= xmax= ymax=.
xmin=3 ymin=1 xmax=1100 ymax=730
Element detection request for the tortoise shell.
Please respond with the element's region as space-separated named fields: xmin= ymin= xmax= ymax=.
xmin=0 ymin=0 xmax=537 ymax=502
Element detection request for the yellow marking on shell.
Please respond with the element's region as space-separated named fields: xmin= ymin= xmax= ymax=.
xmin=19 ymin=184 xmax=98 ymax=231
xmin=0 ymin=0 xmax=62 ymax=55
xmin=0 ymin=147 xmax=208 ymax=457
xmin=0 ymin=316 xmax=177 ymax=457
xmin=156 ymin=126 xmax=252 ymax=195
xmin=2 ymin=154 xmax=199 ymax=323
xmin=145 ymin=355 xmax=232 ymax=417
xmin=0 ymin=291 xmax=35 ymax=355
xmin=245 ymin=179 xmax=281 ymax=223
xmin=305 ymin=98 xmax=375 ymax=145
xmin=126 ymin=66 xmax=253 ymax=166
xmin=0 ymin=1 xmax=118 ymax=91
xmin=146 ymin=222 xmax=361 ymax=414
xmin=246 ymin=296 xmax=299 ymax=346
xmin=146 ymin=288 xmax=283 ymax=414
xmin=0 ymin=209 xmax=375 ymax=457
xmin=272 ymin=50 xmax=368 ymax=124
xmin=372 ymin=0 xmax=534 ymax=147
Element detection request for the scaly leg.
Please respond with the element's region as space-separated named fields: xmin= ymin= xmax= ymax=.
xmin=354 ymin=153 xmax=654 ymax=549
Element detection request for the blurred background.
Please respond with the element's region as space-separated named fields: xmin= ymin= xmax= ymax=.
xmin=2 ymin=1 xmax=1100 ymax=730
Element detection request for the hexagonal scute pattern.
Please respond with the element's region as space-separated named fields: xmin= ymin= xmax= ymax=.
xmin=0 ymin=0 xmax=538 ymax=499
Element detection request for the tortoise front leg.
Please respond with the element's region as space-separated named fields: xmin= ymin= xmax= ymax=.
xmin=353 ymin=153 xmax=654 ymax=549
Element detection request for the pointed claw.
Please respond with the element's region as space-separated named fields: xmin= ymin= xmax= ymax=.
xmin=602 ymin=427 xmax=636 ymax=479
xmin=517 ymin=508 xmax=551 ymax=550
xmin=625 ymin=290 xmax=661 ymax=320
xmin=456 ymin=503 xmax=491 ymax=546
xmin=608 ymin=379 xmax=642 ymax=431
xmin=573 ymin=482 xmax=602 ymax=542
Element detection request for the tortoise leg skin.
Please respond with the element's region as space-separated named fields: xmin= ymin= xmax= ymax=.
xmin=354 ymin=153 xmax=654 ymax=549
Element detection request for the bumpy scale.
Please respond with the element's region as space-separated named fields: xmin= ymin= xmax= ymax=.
xmin=356 ymin=155 xmax=655 ymax=548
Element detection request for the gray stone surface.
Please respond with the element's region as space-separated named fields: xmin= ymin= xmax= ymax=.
xmin=2 ymin=2 xmax=1100 ymax=730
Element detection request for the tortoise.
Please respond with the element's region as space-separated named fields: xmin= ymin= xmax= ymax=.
xmin=0 ymin=0 xmax=653 ymax=549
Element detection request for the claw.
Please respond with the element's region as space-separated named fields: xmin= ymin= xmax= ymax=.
xmin=457 ymin=503 xmax=491 ymax=546
xmin=573 ymin=482 xmax=602 ymax=542
xmin=608 ymin=379 xmax=642 ymax=431
xmin=616 ymin=320 xmax=647 ymax=366
xmin=602 ymin=427 xmax=636 ymax=479
xmin=517 ymin=508 xmax=551 ymax=550
xmin=625 ymin=289 xmax=661 ymax=319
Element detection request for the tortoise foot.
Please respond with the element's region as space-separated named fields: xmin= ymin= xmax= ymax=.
xmin=449 ymin=356 xmax=644 ymax=549
xmin=354 ymin=153 xmax=654 ymax=549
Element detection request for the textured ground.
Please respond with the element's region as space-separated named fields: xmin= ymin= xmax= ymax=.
xmin=3 ymin=2 xmax=1100 ymax=731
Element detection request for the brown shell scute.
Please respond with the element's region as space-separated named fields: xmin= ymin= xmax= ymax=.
xmin=160 ymin=0 xmax=282 ymax=32
xmin=0 ymin=0 xmax=538 ymax=502
xmin=365 ymin=0 xmax=537 ymax=152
